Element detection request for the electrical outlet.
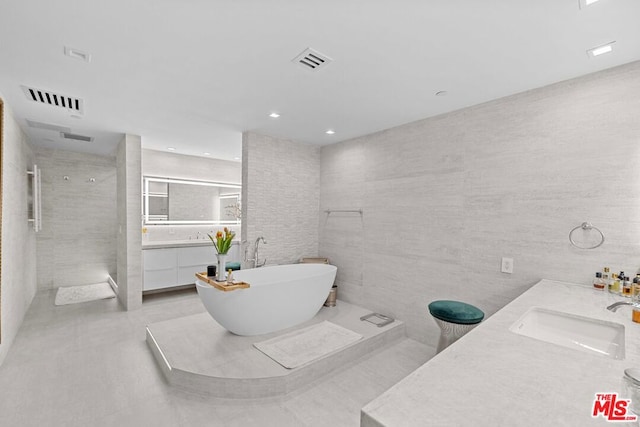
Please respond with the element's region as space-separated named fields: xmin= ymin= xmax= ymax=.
xmin=501 ymin=257 xmax=514 ymax=274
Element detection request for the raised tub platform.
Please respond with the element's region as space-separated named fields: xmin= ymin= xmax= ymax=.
xmin=146 ymin=300 xmax=405 ymax=398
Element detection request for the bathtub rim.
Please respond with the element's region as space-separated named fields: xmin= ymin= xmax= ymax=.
xmin=195 ymin=263 xmax=337 ymax=289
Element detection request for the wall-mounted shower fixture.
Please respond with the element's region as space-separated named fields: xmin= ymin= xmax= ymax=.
xmin=62 ymin=176 xmax=97 ymax=183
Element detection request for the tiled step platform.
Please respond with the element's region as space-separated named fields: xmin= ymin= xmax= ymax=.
xmin=146 ymin=300 xmax=404 ymax=398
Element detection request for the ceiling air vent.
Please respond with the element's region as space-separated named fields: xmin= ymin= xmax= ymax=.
xmin=60 ymin=132 xmax=93 ymax=142
xmin=292 ymin=48 xmax=333 ymax=71
xmin=21 ymin=85 xmax=84 ymax=114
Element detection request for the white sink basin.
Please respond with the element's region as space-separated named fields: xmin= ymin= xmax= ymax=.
xmin=509 ymin=307 xmax=625 ymax=359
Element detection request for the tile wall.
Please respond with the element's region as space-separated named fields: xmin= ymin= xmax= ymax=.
xmin=0 ymin=98 xmax=37 ymax=366
xmin=117 ymin=134 xmax=142 ymax=310
xmin=34 ymin=148 xmax=117 ymax=290
xmin=319 ymin=61 xmax=640 ymax=346
xmin=242 ymin=132 xmax=320 ymax=266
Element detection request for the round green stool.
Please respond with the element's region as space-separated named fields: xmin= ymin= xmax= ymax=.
xmin=428 ymin=300 xmax=484 ymax=353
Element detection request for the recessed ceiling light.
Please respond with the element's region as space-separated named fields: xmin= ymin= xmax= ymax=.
xmin=233 ymin=156 xmax=241 ymax=161
xmin=167 ymin=147 xmax=176 ymax=151
xmin=203 ymin=152 xmax=211 ymax=156
xmin=435 ymin=91 xmax=448 ymax=96
xmin=269 ymin=112 xmax=280 ymax=118
xmin=325 ymin=130 xmax=335 ymax=135
xmin=70 ymin=114 xmax=82 ymax=119
xmin=587 ymin=41 xmax=615 ymax=57
xmin=64 ymin=46 xmax=91 ymax=63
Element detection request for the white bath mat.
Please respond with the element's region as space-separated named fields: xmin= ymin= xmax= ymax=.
xmin=55 ymin=282 xmax=116 ymax=306
xmin=254 ymin=321 xmax=363 ymax=369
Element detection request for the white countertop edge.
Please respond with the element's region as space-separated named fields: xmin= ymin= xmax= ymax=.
xmin=361 ymin=278 xmax=640 ymax=426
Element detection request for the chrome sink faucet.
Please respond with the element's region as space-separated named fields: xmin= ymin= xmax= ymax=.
xmin=606 ymin=301 xmax=640 ymax=312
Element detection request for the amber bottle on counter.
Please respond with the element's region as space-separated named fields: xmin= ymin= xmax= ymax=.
xmin=593 ymin=272 xmax=605 ymax=290
xmin=623 ymin=276 xmax=633 ymax=297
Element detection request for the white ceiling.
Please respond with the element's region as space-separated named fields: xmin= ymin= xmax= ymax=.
xmin=1 ymin=0 xmax=639 ymax=160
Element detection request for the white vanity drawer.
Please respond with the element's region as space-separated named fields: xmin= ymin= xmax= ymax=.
xmin=177 ymin=246 xmax=216 ymax=267
xmin=143 ymin=245 xmax=222 ymax=290
xmin=143 ymin=248 xmax=177 ymax=270
xmin=144 ymin=268 xmax=178 ymax=290
xmin=176 ymin=246 xmax=216 ymax=285
xmin=143 ymin=248 xmax=178 ymax=291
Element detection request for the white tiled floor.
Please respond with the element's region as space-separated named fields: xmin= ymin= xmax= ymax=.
xmin=0 ymin=289 xmax=433 ymax=426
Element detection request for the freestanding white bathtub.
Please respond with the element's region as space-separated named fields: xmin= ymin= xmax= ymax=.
xmin=195 ymin=263 xmax=337 ymax=336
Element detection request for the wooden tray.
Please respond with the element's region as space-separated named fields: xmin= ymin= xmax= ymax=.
xmin=195 ymin=272 xmax=250 ymax=292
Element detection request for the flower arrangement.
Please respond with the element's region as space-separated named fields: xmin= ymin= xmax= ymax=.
xmin=208 ymin=227 xmax=235 ymax=254
xmin=225 ymin=201 xmax=242 ymax=221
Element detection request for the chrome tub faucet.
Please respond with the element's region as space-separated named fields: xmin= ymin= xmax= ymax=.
xmin=245 ymin=236 xmax=267 ymax=268
xmin=254 ymin=236 xmax=267 ymax=267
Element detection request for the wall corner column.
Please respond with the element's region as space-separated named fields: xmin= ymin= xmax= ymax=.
xmin=116 ymin=134 xmax=142 ymax=310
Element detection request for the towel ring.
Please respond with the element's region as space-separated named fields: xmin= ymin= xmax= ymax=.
xmin=569 ymin=222 xmax=605 ymax=249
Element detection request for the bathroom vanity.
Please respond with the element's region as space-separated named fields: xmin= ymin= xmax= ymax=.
xmin=361 ymin=280 xmax=640 ymax=426
xmin=142 ymin=240 xmax=240 ymax=291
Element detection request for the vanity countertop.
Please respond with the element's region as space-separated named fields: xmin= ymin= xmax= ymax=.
xmin=361 ymin=279 xmax=640 ymax=426
xmin=142 ymin=239 xmax=240 ymax=249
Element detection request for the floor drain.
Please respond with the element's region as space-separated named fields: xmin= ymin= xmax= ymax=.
xmin=360 ymin=313 xmax=394 ymax=327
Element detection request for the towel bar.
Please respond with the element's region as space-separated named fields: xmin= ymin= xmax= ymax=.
xmin=324 ymin=209 xmax=362 ymax=215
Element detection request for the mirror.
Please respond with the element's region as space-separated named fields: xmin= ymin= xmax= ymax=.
xmin=143 ymin=176 xmax=241 ymax=225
